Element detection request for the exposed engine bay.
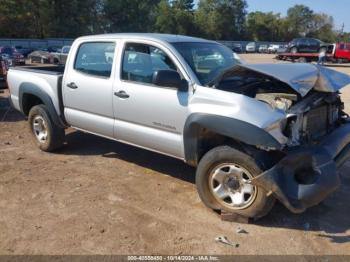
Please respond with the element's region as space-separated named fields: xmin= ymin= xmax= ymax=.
xmin=211 ymin=63 xmax=350 ymax=148
xmin=249 ymin=92 xmax=349 ymax=213
xmin=208 ymin=63 xmax=350 ymax=213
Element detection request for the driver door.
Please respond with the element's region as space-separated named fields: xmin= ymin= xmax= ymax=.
xmin=113 ymin=41 xmax=189 ymax=158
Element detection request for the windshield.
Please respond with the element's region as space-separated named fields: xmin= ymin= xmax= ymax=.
xmin=172 ymin=42 xmax=240 ymax=86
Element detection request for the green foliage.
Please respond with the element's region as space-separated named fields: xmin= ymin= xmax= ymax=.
xmin=103 ymin=0 xmax=160 ymax=33
xmin=285 ymin=4 xmax=314 ymax=38
xmin=195 ymin=0 xmax=247 ymax=40
xmin=246 ymin=11 xmax=282 ymax=41
xmin=306 ymin=13 xmax=337 ymax=42
xmin=0 ymin=0 xmax=47 ymax=38
xmin=154 ymin=0 xmax=196 ymax=35
xmin=0 ymin=0 xmax=347 ymax=42
xmin=283 ymin=5 xmax=337 ymax=42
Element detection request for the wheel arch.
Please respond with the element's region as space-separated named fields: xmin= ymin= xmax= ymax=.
xmin=183 ymin=113 xmax=282 ymax=166
xmin=19 ymin=83 xmax=66 ymax=128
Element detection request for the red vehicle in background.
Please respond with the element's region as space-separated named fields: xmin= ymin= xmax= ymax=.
xmin=0 ymin=46 xmax=25 ymax=66
xmin=276 ymin=42 xmax=350 ymax=63
xmin=334 ymin=42 xmax=350 ymax=63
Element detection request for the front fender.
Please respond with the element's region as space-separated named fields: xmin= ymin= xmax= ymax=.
xmin=183 ymin=113 xmax=282 ymax=166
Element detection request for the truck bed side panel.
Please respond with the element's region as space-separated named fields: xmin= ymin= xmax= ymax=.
xmin=7 ymin=67 xmax=63 ymax=117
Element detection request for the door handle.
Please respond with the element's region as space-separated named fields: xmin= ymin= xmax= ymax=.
xmin=114 ymin=90 xmax=130 ymax=99
xmin=67 ymin=82 xmax=78 ymax=89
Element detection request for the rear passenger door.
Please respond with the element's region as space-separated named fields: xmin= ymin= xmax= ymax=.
xmin=113 ymin=41 xmax=189 ymax=159
xmin=63 ymin=41 xmax=117 ymax=137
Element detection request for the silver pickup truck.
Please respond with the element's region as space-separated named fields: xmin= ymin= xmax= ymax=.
xmin=7 ymin=33 xmax=350 ymax=219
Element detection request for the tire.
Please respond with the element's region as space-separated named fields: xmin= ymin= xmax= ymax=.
xmin=290 ymin=47 xmax=298 ymax=54
xmin=28 ymin=105 xmax=65 ymax=152
xmin=196 ymin=145 xmax=275 ymax=219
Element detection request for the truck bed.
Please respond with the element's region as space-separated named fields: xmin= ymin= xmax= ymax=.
xmin=7 ymin=65 xmax=65 ymax=117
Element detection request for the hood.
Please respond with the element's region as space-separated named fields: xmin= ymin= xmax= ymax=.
xmin=238 ymin=63 xmax=350 ymax=97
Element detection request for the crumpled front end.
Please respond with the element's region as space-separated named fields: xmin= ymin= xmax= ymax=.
xmin=251 ymin=122 xmax=350 ymax=213
xmin=213 ymin=62 xmax=350 ymax=213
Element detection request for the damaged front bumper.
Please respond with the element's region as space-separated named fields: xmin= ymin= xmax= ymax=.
xmin=251 ymin=122 xmax=350 ymax=213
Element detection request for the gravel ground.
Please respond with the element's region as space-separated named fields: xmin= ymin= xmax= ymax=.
xmin=1 ymin=54 xmax=350 ymax=255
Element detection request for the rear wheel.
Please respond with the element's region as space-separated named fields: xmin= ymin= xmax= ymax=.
xmin=196 ymin=146 xmax=275 ymax=219
xmin=28 ymin=105 xmax=65 ymax=152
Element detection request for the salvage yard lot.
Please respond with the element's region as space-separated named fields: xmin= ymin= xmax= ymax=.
xmin=1 ymin=54 xmax=350 ymax=255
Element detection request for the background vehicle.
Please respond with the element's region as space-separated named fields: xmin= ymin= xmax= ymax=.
xmin=47 ymin=46 xmax=62 ymax=53
xmin=0 ymin=55 xmax=9 ymax=89
xmin=232 ymin=43 xmax=243 ymax=53
xmin=7 ymin=33 xmax=350 ymax=219
xmin=276 ymin=43 xmax=350 ymax=63
xmin=276 ymin=44 xmax=288 ymax=54
xmin=15 ymin=46 xmax=34 ymax=58
xmin=51 ymin=46 xmax=71 ymax=64
xmin=246 ymin=42 xmax=256 ymax=53
xmin=334 ymin=42 xmax=350 ymax=63
xmin=287 ymin=38 xmax=329 ymax=54
xmin=258 ymin=44 xmax=268 ymax=53
xmin=28 ymin=49 xmax=52 ymax=64
xmin=268 ymin=44 xmax=280 ymax=53
xmin=0 ymin=46 xmax=25 ymax=65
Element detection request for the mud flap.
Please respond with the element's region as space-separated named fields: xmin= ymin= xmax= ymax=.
xmin=251 ymin=147 xmax=341 ymax=213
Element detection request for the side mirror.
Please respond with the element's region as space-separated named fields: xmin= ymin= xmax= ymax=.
xmin=152 ymin=70 xmax=188 ymax=91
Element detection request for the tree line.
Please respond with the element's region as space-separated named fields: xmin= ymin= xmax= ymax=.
xmin=0 ymin=0 xmax=348 ymax=42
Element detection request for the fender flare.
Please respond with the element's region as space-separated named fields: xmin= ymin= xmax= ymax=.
xmin=183 ymin=113 xmax=282 ymax=166
xmin=19 ymin=82 xmax=66 ymax=128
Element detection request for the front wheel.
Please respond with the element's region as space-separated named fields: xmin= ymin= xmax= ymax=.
xmin=28 ymin=105 xmax=65 ymax=152
xmin=196 ymin=146 xmax=275 ymax=219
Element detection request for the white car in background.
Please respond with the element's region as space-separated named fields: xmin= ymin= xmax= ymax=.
xmin=268 ymin=44 xmax=280 ymax=53
xmin=258 ymin=44 xmax=268 ymax=53
xmin=245 ymin=42 xmax=256 ymax=53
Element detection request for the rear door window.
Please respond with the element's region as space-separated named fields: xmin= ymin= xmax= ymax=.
xmin=74 ymin=42 xmax=116 ymax=77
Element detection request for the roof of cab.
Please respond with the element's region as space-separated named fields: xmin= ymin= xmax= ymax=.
xmin=77 ymin=33 xmax=214 ymax=44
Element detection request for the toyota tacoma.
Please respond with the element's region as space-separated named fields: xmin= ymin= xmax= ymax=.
xmin=7 ymin=33 xmax=350 ymax=219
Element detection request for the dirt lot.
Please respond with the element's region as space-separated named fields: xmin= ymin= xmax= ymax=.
xmin=1 ymin=54 xmax=350 ymax=255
